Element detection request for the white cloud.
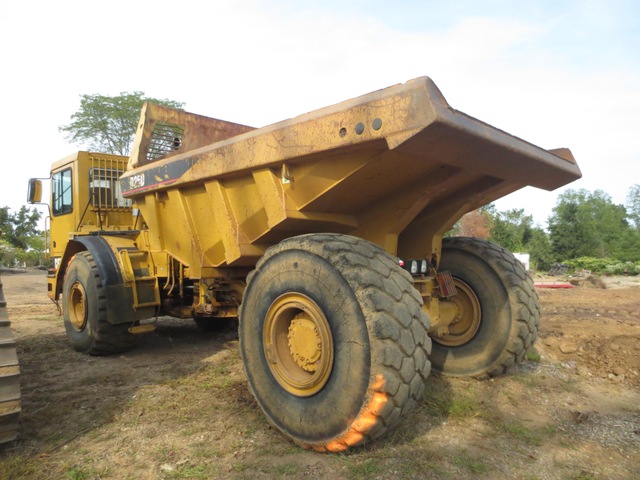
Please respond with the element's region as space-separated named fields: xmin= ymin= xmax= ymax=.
xmin=1 ymin=0 xmax=638 ymax=229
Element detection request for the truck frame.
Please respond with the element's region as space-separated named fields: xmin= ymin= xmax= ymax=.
xmin=28 ymin=77 xmax=581 ymax=451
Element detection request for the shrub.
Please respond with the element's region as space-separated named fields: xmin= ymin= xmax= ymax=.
xmin=0 ymin=239 xmax=17 ymax=267
xmin=605 ymin=261 xmax=640 ymax=275
xmin=563 ymin=257 xmax=639 ymax=275
xmin=564 ymin=257 xmax=617 ymax=272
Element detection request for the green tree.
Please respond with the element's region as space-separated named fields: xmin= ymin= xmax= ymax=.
xmin=489 ymin=208 xmax=533 ymax=252
xmin=548 ymin=189 xmax=633 ymax=261
xmin=0 ymin=206 xmax=42 ymax=250
xmin=0 ymin=206 xmax=44 ymax=266
xmin=486 ymin=207 xmax=552 ymax=270
xmin=59 ymin=92 xmax=185 ymax=155
xmin=0 ymin=238 xmax=17 ymax=266
xmin=627 ymin=184 xmax=640 ymax=230
xmin=527 ymin=227 xmax=554 ymax=271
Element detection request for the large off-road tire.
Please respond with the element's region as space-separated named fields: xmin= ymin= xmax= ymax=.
xmin=63 ymin=251 xmax=135 ymax=355
xmin=431 ymin=237 xmax=539 ymax=377
xmin=239 ymin=233 xmax=431 ymax=452
xmin=0 ymin=277 xmax=20 ymax=446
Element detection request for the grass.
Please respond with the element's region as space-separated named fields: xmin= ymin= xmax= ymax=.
xmin=0 ymin=454 xmax=43 ymax=479
xmin=192 ymin=444 xmax=223 ymax=460
xmin=512 ymin=371 xmax=544 ymax=388
xmin=6 ymin=302 xmax=637 ymax=480
xmin=59 ymin=461 xmax=112 ymax=480
xmin=389 ymin=450 xmax=449 ymax=478
xmin=344 ymin=457 xmax=384 ymax=479
xmin=224 ymin=451 xmax=315 ymax=478
xmin=161 ymin=351 xmax=245 ymax=393
xmin=452 ymin=450 xmax=492 ymax=475
xmin=496 ymin=419 xmax=558 ymax=447
xmin=274 ymin=463 xmax=299 ymax=475
xmin=231 ymin=461 xmax=252 ymax=472
xmin=64 ymin=466 xmax=101 ymax=480
xmin=165 ymin=464 xmax=217 ymax=479
xmin=559 ymin=439 xmax=578 ymax=450
xmin=571 ymin=472 xmax=600 ymax=480
xmin=526 ymin=350 xmax=542 ymax=362
xmin=448 ymin=396 xmax=482 ymax=418
xmin=422 ymin=376 xmax=483 ymax=419
xmin=65 ymin=467 xmax=89 ymax=480
xmin=500 ymin=420 xmax=545 ymax=445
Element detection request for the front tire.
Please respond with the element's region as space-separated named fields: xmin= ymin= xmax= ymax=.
xmin=430 ymin=237 xmax=539 ymax=377
xmin=239 ymin=233 xmax=431 ymax=452
xmin=63 ymin=251 xmax=135 ymax=355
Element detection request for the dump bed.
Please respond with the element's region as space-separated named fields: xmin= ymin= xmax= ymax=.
xmin=120 ymin=77 xmax=581 ymax=271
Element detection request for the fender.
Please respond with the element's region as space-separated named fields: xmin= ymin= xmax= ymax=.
xmin=75 ymin=236 xmax=123 ymax=287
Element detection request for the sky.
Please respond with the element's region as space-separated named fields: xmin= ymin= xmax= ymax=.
xmin=1 ymin=0 xmax=639 ymax=227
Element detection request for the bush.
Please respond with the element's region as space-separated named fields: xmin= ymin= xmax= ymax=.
xmin=0 ymin=239 xmax=46 ymax=268
xmin=0 ymin=239 xmax=17 ymax=267
xmin=15 ymin=249 xmax=46 ymax=268
xmin=605 ymin=261 xmax=640 ymax=276
xmin=564 ymin=257 xmax=639 ymax=275
xmin=563 ymin=257 xmax=617 ymax=272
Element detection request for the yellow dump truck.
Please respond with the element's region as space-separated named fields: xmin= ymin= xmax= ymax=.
xmin=28 ymin=77 xmax=581 ymax=451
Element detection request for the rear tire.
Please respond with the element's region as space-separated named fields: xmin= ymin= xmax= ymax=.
xmin=239 ymin=233 xmax=431 ymax=452
xmin=431 ymin=237 xmax=539 ymax=377
xmin=63 ymin=251 xmax=135 ymax=355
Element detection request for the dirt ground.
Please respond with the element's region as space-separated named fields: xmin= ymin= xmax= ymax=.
xmin=1 ymin=270 xmax=639 ymax=480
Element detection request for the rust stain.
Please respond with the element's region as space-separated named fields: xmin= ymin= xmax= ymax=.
xmin=315 ymin=373 xmax=388 ymax=452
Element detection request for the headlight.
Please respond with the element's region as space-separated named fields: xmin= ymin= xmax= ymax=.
xmin=410 ymin=260 xmax=418 ymax=274
xmin=400 ymin=258 xmax=428 ymax=276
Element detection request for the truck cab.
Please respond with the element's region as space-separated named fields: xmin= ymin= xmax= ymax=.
xmin=28 ymin=151 xmax=137 ymax=300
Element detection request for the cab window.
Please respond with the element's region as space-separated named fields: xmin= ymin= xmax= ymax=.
xmin=52 ymin=168 xmax=73 ymax=215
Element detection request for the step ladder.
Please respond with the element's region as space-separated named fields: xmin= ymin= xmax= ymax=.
xmin=118 ymin=249 xmax=161 ymax=310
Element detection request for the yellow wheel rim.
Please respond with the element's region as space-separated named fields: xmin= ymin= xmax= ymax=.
xmin=68 ymin=281 xmax=88 ymax=332
xmin=434 ymin=278 xmax=481 ymax=347
xmin=263 ymin=293 xmax=334 ymax=397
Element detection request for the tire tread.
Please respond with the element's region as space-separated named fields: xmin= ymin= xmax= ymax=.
xmin=243 ymin=233 xmax=432 ymax=451
xmin=440 ymin=237 xmax=540 ymax=377
xmin=64 ymin=251 xmax=134 ymax=356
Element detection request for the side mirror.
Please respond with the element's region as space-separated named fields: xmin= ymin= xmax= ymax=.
xmin=27 ymin=178 xmax=43 ymax=204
